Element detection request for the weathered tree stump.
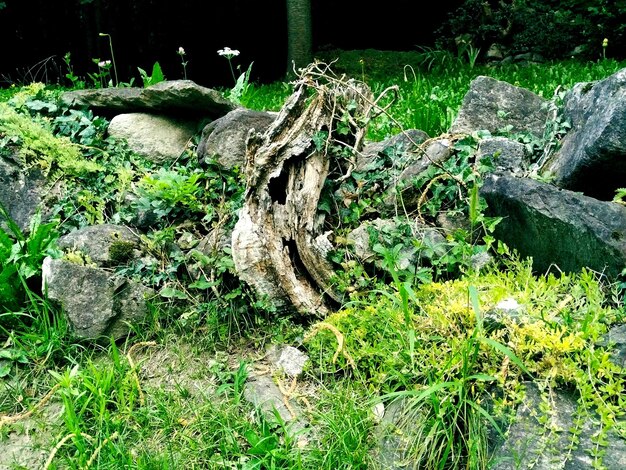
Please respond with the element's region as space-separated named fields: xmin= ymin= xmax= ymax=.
xmin=232 ymin=64 xmax=375 ymax=316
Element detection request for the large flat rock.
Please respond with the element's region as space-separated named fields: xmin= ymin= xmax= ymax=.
xmin=480 ymin=173 xmax=626 ymax=278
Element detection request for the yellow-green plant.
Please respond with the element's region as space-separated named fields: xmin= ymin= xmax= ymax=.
xmin=305 ymin=253 xmax=624 ymax=469
xmin=0 ymin=100 xmax=102 ymax=177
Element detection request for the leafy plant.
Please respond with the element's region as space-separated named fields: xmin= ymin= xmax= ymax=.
xmin=306 ymin=253 xmax=624 ymax=468
xmin=327 ymin=130 xmax=500 ymax=298
xmin=0 ymin=203 xmax=61 ymax=313
xmin=0 ymin=91 xmax=103 ymax=177
xmin=53 ymin=107 xmax=109 ymax=146
xmin=137 ymin=61 xmax=165 ymax=88
xmin=89 ymin=58 xmax=113 ymax=88
xmin=228 ymin=62 xmax=254 ymax=105
xmin=131 ymin=168 xmax=204 ymax=221
xmin=63 ymin=52 xmax=86 ymax=89
xmin=613 ymin=187 xmax=626 ymax=205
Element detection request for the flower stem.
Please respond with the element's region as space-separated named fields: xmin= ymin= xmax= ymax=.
xmin=228 ymin=59 xmax=237 ymax=84
xmin=99 ymin=33 xmax=118 ymax=87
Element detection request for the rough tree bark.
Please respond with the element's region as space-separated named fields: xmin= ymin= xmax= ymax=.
xmin=285 ymin=0 xmax=313 ymax=79
xmin=232 ymin=64 xmax=375 ymax=316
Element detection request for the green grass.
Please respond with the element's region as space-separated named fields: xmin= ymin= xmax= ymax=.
xmin=242 ymin=49 xmax=626 ymax=139
xmin=1 ymin=49 xmax=626 ymax=470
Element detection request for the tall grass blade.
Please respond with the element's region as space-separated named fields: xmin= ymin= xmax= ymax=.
xmin=481 ymin=337 xmax=529 ymax=375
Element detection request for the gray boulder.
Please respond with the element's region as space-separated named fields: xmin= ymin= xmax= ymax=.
xmin=383 ymin=137 xmax=455 ymax=211
xmin=107 ymin=113 xmax=198 ymax=163
xmin=57 ymin=223 xmax=141 ymax=267
xmin=42 ymin=257 xmax=152 ymax=340
xmin=543 ymin=68 xmax=626 ymax=200
xmin=60 ymin=80 xmax=235 ymax=119
xmin=480 ymin=173 xmax=626 ymax=278
xmin=356 ymin=129 xmax=430 ymax=173
xmin=492 ymin=382 xmax=626 ymax=469
xmin=450 ymin=76 xmax=548 ymax=139
xmin=265 ymin=344 xmax=309 ymax=377
xmin=370 ymin=398 xmax=417 ymax=469
xmin=478 ymin=137 xmax=529 ymax=174
xmin=599 ymin=324 xmax=626 ymax=369
xmin=0 ymin=153 xmax=58 ymax=232
xmin=347 ymin=218 xmax=446 ymax=271
xmin=197 ymin=108 xmax=276 ymax=169
xmin=44 ymin=224 xmax=151 ymax=340
xmin=243 ymin=375 xmax=307 ymax=435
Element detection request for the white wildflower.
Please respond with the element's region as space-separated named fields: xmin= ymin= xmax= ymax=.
xmin=217 ymin=47 xmax=240 ymax=58
xmin=98 ymin=60 xmax=111 ymax=68
xmin=177 ymin=46 xmax=186 ymax=56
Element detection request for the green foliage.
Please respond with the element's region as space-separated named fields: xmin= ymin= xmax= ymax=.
xmin=4 ymin=52 xmax=626 ymax=470
xmin=0 ymin=85 xmax=103 ymax=177
xmin=613 ymin=187 xmax=626 ymax=205
xmin=303 ymin=380 xmax=376 ymax=468
xmin=325 ymin=130 xmax=500 ymax=300
xmin=132 ymin=168 xmax=205 ymax=221
xmin=88 ymin=57 xmax=114 ymax=88
xmin=435 ymin=0 xmax=626 ymax=61
xmin=0 ymin=86 xmax=157 ymax=230
xmin=46 ymin=344 xmax=143 ymax=467
xmin=0 ymin=85 xmax=21 ymax=103
xmin=53 ymin=107 xmax=109 ymax=146
xmin=137 ymin=61 xmax=165 ymax=88
xmin=239 ymin=81 xmax=293 ymax=111
xmin=0 ymin=203 xmax=61 ymax=313
xmin=0 ymin=205 xmax=67 ymax=379
xmin=227 ymin=62 xmax=254 ymax=105
xmin=39 ymin=345 xmax=298 ymax=468
xmin=0 ymin=116 xmax=246 ymax=344
xmin=305 ymin=254 xmax=624 ymax=468
xmin=312 ymin=49 xmax=626 ymax=140
xmin=63 ymin=52 xmax=86 ymax=89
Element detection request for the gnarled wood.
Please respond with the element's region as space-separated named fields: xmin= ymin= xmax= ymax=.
xmin=231 ymin=65 xmax=374 ymax=316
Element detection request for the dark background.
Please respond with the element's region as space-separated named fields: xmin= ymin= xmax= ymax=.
xmin=0 ymin=0 xmax=464 ymax=88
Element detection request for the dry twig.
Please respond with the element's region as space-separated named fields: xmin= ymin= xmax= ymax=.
xmin=304 ymin=322 xmax=356 ymax=369
xmin=0 ymin=383 xmax=61 ymax=427
xmin=126 ymin=341 xmax=157 ymax=406
xmin=43 ymin=432 xmax=94 ymax=470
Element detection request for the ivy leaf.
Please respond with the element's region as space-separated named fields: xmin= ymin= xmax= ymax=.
xmin=26 ymin=100 xmax=58 ymax=114
xmin=189 ymin=279 xmax=213 ymax=290
xmin=0 ymin=360 xmax=11 ymax=378
xmin=159 ymin=286 xmax=187 ymax=299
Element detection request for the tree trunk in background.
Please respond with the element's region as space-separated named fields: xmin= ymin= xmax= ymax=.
xmin=285 ymin=0 xmax=312 ymax=79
